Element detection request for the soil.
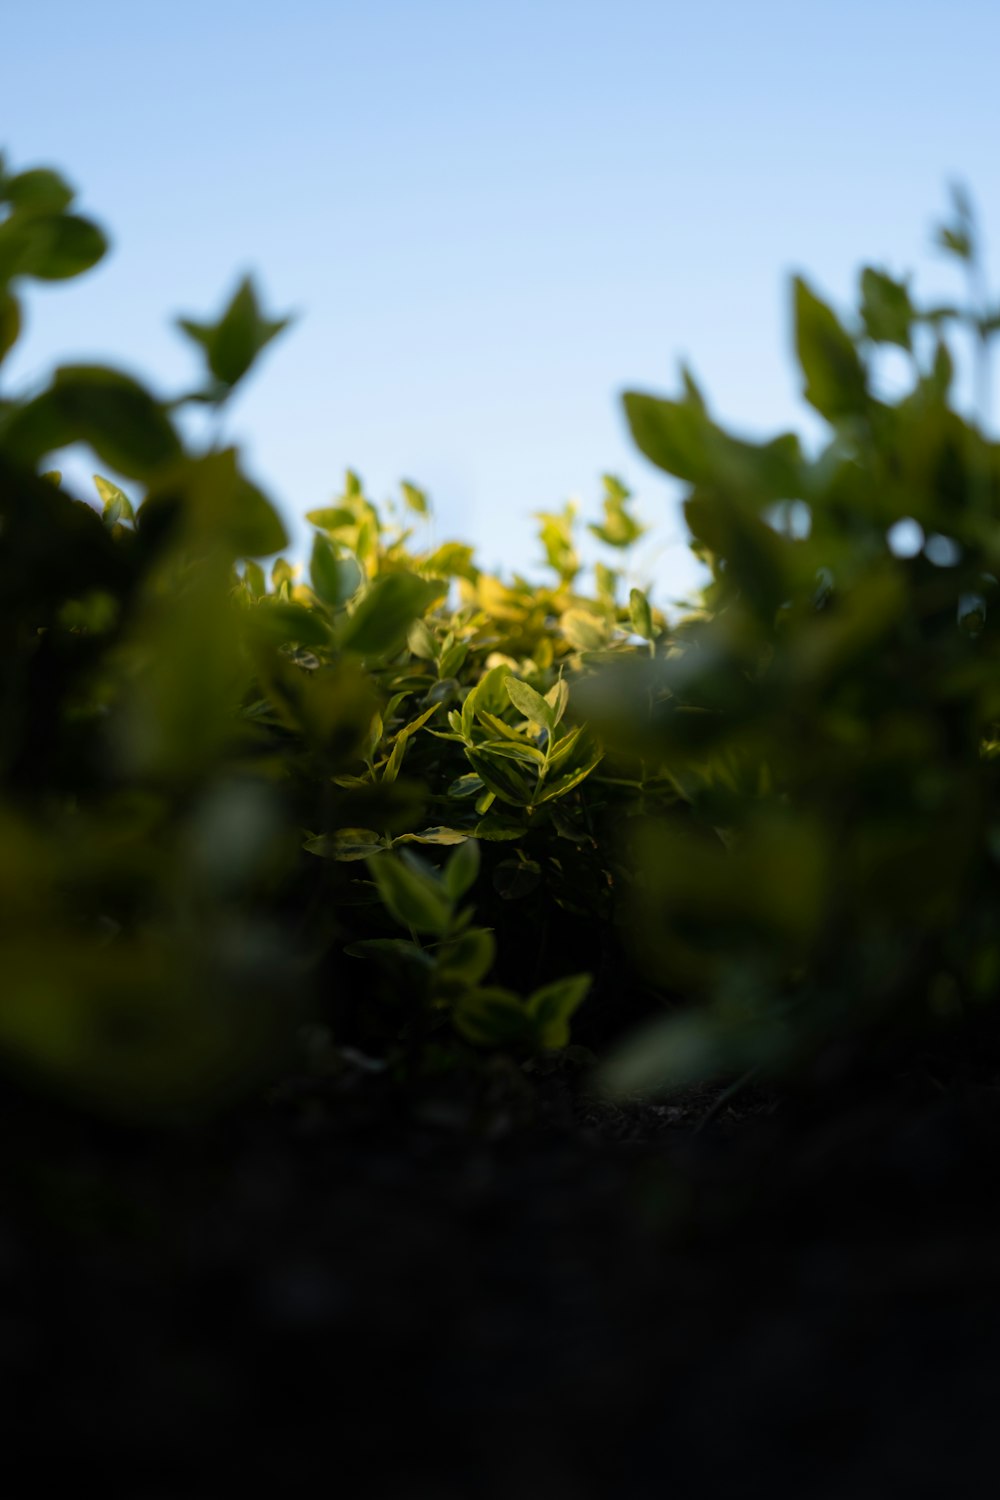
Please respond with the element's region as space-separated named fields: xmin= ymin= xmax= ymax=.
xmin=2 ymin=1046 xmax=999 ymax=1499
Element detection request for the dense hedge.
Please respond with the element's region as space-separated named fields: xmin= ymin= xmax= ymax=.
xmin=3 ymin=156 xmax=1000 ymax=1121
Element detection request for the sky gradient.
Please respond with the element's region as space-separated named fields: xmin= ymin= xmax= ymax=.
xmin=5 ymin=0 xmax=1000 ymax=597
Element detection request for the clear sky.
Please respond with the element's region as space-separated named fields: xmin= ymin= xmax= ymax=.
xmin=5 ymin=0 xmax=1000 ymax=599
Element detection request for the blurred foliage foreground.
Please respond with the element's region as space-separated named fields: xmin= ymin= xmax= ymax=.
xmin=3 ymin=157 xmax=1000 ymax=1123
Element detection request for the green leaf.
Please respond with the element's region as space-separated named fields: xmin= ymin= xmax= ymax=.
xmin=545 ymin=677 xmax=569 ymax=726
xmin=475 ymin=709 xmax=527 ymax=745
xmin=859 ymin=267 xmax=913 ymax=351
xmin=243 ymin=560 xmax=267 ymax=597
xmin=476 ymin=738 xmax=546 ymax=767
xmin=310 ymin=534 xmax=361 ymax=607
xmin=394 ymin=826 xmax=469 ymax=846
xmin=588 ymin=474 xmax=646 ymax=549
xmin=367 ymin=850 xmax=452 ymax=935
xmin=4 ymin=168 xmax=75 ymax=215
xmin=471 ymin=663 xmax=515 ymax=720
xmin=400 ymin=480 xmax=429 ymax=515
xmin=625 ymin=382 xmax=804 ymax=505
xmin=794 ymin=277 xmax=867 ymax=422
xmin=256 ymin=656 xmax=377 ymax=756
xmin=544 ymin=722 xmax=586 ymax=774
xmin=3 ymin=365 xmax=181 ymax=479
xmin=436 ymin=926 xmax=494 ymax=986
xmin=595 ymin=562 xmax=618 ymax=602
xmin=466 ymin=746 xmax=535 ymax=806
xmin=444 ymin=838 xmax=480 ymax=901
xmin=931 ymin=340 xmax=954 ymax=397
xmin=421 ymin=542 xmax=478 ymax=580
xmin=506 ymin=675 xmax=556 ymax=731
xmin=439 ymin=640 xmax=468 ymax=679
xmin=448 ymin=773 xmax=484 ymax=800
xmin=0 ymin=213 xmax=107 ymax=282
xmin=527 ymin=973 xmax=590 ymax=1048
xmin=533 ymin=744 xmax=603 ymax=803
xmin=684 ymin=493 xmax=790 ymax=619
xmin=453 ymin=987 xmax=535 ymax=1047
xmin=177 ymin=274 xmax=292 ymax=392
xmin=474 ymin=812 xmax=527 ymax=841
xmin=250 ymin=600 xmax=333 ymax=648
xmin=306 ymin=506 xmax=356 ymax=530
xmin=397 ymin=703 xmax=442 ymax=741
xmin=140 ymin=448 xmax=287 ymax=556
xmin=935 ymin=226 xmax=972 ymax=262
xmin=310 ymin=533 xmax=340 ymax=606
xmin=0 ymin=288 xmax=21 ymax=361
xmin=272 ymin=557 xmax=295 ymax=591
xmin=303 ymin=828 xmax=386 ymax=860
xmin=94 ymin=473 xmax=134 ymax=526
xmin=461 ymin=664 xmax=508 ymax=740
xmin=561 ymin=609 xmax=609 ymax=651
xmin=339 ymin=571 xmax=445 ymax=659
xmin=382 ymin=704 xmax=440 ymax=782
xmin=406 ymin=617 xmax=437 ymax=659
xmin=622 ymin=376 xmax=714 ymax=484
xmin=629 ymin=587 xmax=654 ymax=641
xmin=343 ymin=938 xmax=432 ymax=972
xmin=535 ymin=504 xmax=579 ymax=581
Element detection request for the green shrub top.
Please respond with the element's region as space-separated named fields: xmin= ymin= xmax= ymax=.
xmin=2 ymin=157 xmax=999 ymax=1119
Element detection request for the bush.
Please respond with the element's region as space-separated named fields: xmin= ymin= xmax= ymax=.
xmin=2 ymin=156 xmax=998 ymax=1119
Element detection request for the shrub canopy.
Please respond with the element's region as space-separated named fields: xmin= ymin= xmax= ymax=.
xmin=2 ymin=158 xmax=999 ymax=1118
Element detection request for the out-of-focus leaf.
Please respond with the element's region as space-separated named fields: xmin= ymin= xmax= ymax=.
xmin=443 ymin=838 xmax=480 ymax=901
xmin=310 ymin=534 xmax=362 ymax=608
xmin=177 ymin=274 xmax=292 ymax=392
xmin=4 ymin=167 xmax=75 ymax=215
xmin=140 ymin=448 xmax=287 ymax=556
xmin=367 ymin=850 xmax=452 ymax=935
xmin=304 ymin=829 xmax=386 ymax=860
xmin=249 ymin=600 xmax=332 ymax=648
xmin=474 ymin=812 xmax=527 ymax=841
xmin=629 ymin=587 xmax=655 ymax=641
xmin=339 ymin=571 xmax=445 ymax=659
xmin=3 ymin=365 xmax=181 ymax=479
xmin=794 ymin=277 xmax=867 ymax=422
xmin=0 ymin=288 xmax=20 ymax=360
xmin=257 ymin=655 xmax=377 ymax=758
xmin=527 ymin=973 xmax=590 ymax=1048
xmin=561 ymin=608 xmax=610 ymax=651
xmin=436 ymin=926 xmax=494 ymax=986
xmin=306 ymin=506 xmax=355 ymax=530
xmin=400 ymin=480 xmax=429 ymax=515
xmin=860 ymin=267 xmax=914 ymax=350
xmin=94 ymin=473 xmax=134 ymax=526
xmin=453 ymin=987 xmax=535 ymax=1047
xmin=0 ymin=213 xmax=107 ymax=282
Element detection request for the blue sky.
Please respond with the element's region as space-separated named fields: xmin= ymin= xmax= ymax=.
xmin=5 ymin=0 xmax=1000 ymax=599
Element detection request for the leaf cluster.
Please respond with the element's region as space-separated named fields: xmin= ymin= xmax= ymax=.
xmin=3 ymin=154 xmax=1000 ymax=1122
xmin=0 ymin=153 xmax=664 ymax=1118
